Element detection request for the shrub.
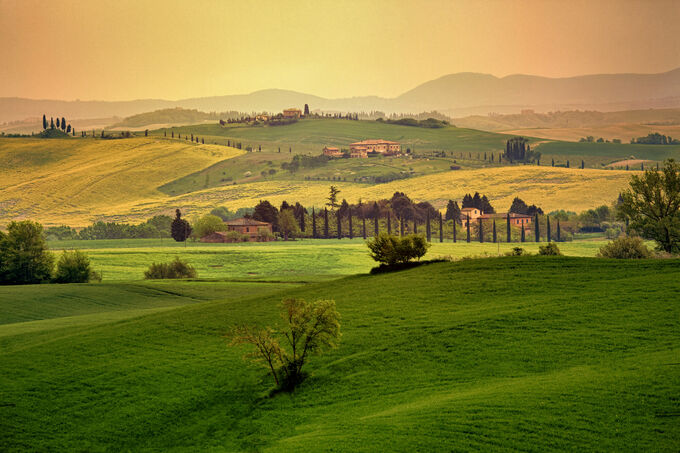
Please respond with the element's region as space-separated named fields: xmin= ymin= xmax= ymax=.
xmin=538 ymin=242 xmax=562 ymax=256
xmin=506 ymin=247 xmax=527 ymax=256
xmin=225 ymin=230 xmax=248 ymax=242
xmin=144 ymin=257 xmax=197 ymax=279
xmin=366 ymin=233 xmax=430 ymax=266
xmin=257 ymin=227 xmax=275 ymax=242
xmin=598 ymin=236 xmax=652 ymax=259
xmin=192 ymin=214 xmax=226 ymax=238
xmin=54 ymin=250 xmax=101 ymax=283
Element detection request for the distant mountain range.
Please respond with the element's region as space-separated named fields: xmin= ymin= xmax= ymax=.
xmin=2 ymin=68 xmax=679 ymax=123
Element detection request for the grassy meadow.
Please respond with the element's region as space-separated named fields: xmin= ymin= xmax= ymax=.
xmin=1 ymin=256 xmax=678 ymax=451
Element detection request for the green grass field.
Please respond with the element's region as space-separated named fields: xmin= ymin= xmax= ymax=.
xmin=535 ymin=141 xmax=680 ymax=167
xmin=48 ymin=238 xmax=614 ymax=281
xmin=1 ymin=256 xmax=678 ymax=451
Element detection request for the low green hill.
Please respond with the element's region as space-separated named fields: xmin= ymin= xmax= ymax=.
xmin=1 ymin=257 xmax=678 ymax=451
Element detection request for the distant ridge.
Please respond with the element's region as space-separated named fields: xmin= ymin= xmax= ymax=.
xmin=1 ymin=68 xmax=679 ymax=123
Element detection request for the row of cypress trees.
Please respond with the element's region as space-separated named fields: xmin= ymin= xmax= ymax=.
xmin=306 ymin=208 xmax=563 ymax=243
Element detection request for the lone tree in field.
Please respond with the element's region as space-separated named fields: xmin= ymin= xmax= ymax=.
xmin=171 ymin=209 xmax=192 ymax=242
xmin=231 ymin=298 xmax=341 ymax=391
xmin=618 ymin=159 xmax=680 ymax=253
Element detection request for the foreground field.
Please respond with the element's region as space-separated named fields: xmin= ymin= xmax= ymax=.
xmin=48 ymin=238 xmax=615 ymax=281
xmin=1 ymin=257 xmax=678 ymax=451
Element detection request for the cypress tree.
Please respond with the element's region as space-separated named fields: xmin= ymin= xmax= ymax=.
xmin=492 ymin=220 xmax=497 ymax=243
xmin=567 ymin=160 xmax=570 ymax=168
xmin=362 ymin=215 xmax=367 ymax=239
xmin=557 ymin=219 xmax=561 ymax=242
xmin=581 ymin=160 xmax=585 ymax=169
xmin=374 ymin=212 xmax=379 ymax=236
xmin=312 ymin=207 xmax=317 ymax=238
xmin=551 ymin=158 xmax=554 ymax=167
xmin=453 ymin=219 xmax=457 ymax=243
xmin=521 ymin=225 xmax=525 ymax=242
xmin=145 ymin=129 xmax=149 ymax=137
xmin=439 ymin=212 xmax=443 ymax=242
xmin=202 ymin=138 xmax=204 ymax=144
xmin=426 ymin=210 xmax=431 ymax=242
xmin=547 ymin=216 xmax=551 ymax=242
xmin=466 ymin=215 xmax=470 ymax=243
xmin=478 ymin=217 xmax=483 ymax=243
xmin=641 ymin=162 xmax=644 ymax=171
xmin=56 ymin=118 xmax=60 ymax=129
xmin=50 ymin=117 xmax=55 ymax=129
xmin=172 ymin=131 xmax=174 ymax=138
xmin=324 ymin=208 xmax=329 ymax=238
xmin=337 ymin=211 xmax=342 ymax=239
xmin=534 ymin=213 xmax=540 ymax=242
xmin=42 ymin=114 xmax=47 ymax=130
xmin=387 ymin=212 xmax=391 ymax=234
xmin=506 ymin=213 xmax=511 ymax=242
xmin=61 ymin=117 xmax=66 ymax=131
xmin=348 ymin=207 xmax=353 ymax=239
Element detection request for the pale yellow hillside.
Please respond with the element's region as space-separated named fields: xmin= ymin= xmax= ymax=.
xmin=0 ymin=137 xmax=242 ymax=226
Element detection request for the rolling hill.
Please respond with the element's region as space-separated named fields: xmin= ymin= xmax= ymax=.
xmin=1 ymin=257 xmax=678 ymax=450
xmin=3 ymin=67 xmax=679 ymax=123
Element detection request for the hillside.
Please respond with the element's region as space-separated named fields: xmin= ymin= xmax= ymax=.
xmin=3 ymin=68 xmax=679 ymax=123
xmin=0 ymin=137 xmax=242 ymax=226
xmin=109 ymin=108 xmax=222 ymax=130
xmin=1 ymin=257 xmax=678 ymax=450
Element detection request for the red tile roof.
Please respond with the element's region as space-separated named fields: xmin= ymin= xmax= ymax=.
xmin=225 ymin=218 xmax=271 ymax=226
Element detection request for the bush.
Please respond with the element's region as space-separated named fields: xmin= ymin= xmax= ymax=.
xmin=192 ymin=214 xmax=226 ymax=238
xmin=366 ymin=233 xmax=430 ymax=266
xmin=538 ymin=242 xmax=563 ymax=256
xmin=505 ymin=247 xmax=527 ymax=256
xmin=225 ymin=230 xmax=248 ymax=242
xmin=54 ymin=250 xmax=100 ymax=283
xmin=144 ymin=257 xmax=197 ymax=279
xmin=598 ymin=236 xmax=652 ymax=259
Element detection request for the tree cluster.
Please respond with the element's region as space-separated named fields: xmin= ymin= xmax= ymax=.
xmin=462 ymin=192 xmax=495 ymax=213
xmin=504 ymin=137 xmax=540 ymax=163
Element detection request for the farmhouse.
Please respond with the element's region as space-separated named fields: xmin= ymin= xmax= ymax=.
xmin=323 ymin=146 xmax=343 ymax=158
xmin=200 ymin=218 xmax=273 ymax=243
xmin=349 ymin=139 xmax=401 ymax=154
xmin=350 ymin=147 xmax=368 ymax=158
xmin=283 ymin=108 xmax=302 ymax=119
xmin=460 ymin=208 xmax=533 ymax=228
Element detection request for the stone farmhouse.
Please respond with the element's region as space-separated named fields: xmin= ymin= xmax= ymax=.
xmin=200 ymin=218 xmax=273 ymax=243
xmin=283 ymin=108 xmax=302 ymax=119
xmin=349 ymin=139 xmax=401 ymax=155
xmin=323 ymin=146 xmax=343 ymax=158
xmin=461 ymin=208 xmax=533 ymax=229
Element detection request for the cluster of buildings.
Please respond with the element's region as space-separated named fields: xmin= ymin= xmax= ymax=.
xmin=323 ymin=139 xmax=402 ymax=159
xmin=460 ymin=207 xmax=533 ymax=229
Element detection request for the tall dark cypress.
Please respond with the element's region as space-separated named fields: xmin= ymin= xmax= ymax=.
xmin=534 ymin=213 xmax=540 ymax=242
xmin=312 ymin=207 xmax=317 ymax=238
xmin=439 ymin=212 xmax=443 ymax=242
xmin=337 ymin=211 xmax=342 ymax=239
xmin=478 ymin=217 xmax=484 ymax=243
xmin=373 ymin=211 xmax=379 ymax=236
xmin=387 ymin=213 xmax=391 ymax=235
xmin=348 ymin=208 xmax=353 ymax=239
xmin=493 ymin=220 xmax=497 ymax=243
xmin=42 ymin=114 xmax=47 ymax=130
xmin=557 ymin=220 xmax=561 ymax=242
xmin=362 ymin=216 xmax=367 ymax=239
xmin=547 ymin=216 xmax=551 ymax=242
xmin=506 ymin=213 xmax=511 ymax=242
xmin=453 ymin=219 xmax=457 ymax=243
xmin=324 ymin=208 xmax=329 ymax=238
xmin=466 ymin=215 xmax=470 ymax=243
xmin=521 ymin=225 xmax=525 ymax=242
xmin=426 ymin=210 xmax=431 ymax=242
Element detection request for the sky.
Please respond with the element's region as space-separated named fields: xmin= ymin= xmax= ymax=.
xmin=1 ymin=0 xmax=679 ymax=101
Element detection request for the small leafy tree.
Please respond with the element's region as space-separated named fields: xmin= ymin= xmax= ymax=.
xmin=366 ymin=233 xmax=430 ymax=266
xmin=538 ymin=242 xmax=562 ymax=256
xmin=54 ymin=250 xmax=100 ymax=283
xmin=192 ymin=214 xmax=226 ymax=238
xmin=278 ymin=209 xmax=300 ymax=240
xmin=0 ymin=221 xmax=54 ymax=285
xmin=144 ymin=257 xmax=197 ymax=279
xmin=326 ymin=186 xmax=340 ymax=210
xmin=618 ymin=159 xmax=680 ymax=253
xmin=231 ymin=298 xmax=341 ymax=391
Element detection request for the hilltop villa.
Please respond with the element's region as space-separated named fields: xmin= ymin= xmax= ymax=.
xmin=349 ymin=139 xmax=401 ymax=155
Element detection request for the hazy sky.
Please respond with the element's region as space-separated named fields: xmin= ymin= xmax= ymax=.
xmin=1 ymin=0 xmax=679 ymax=101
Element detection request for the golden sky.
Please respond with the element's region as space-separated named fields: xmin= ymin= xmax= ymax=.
xmin=1 ymin=0 xmax=679 ymax=101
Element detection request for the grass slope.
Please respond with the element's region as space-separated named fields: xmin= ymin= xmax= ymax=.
xmin=0 ymin=257 xmax=678 ymax=451
xmin=0 ymin=137 xmax=242 ymax=226
xmin=536 ymin=141 xmax=680 ymax=166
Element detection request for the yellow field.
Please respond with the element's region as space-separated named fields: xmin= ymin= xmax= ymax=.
xmin=504 ymin=124 xmax=680 ymax=142
xmin=0 ymin=137 xmax=242 ymax=226
xmin=0 ymin=137 xmax=635 ymax=226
